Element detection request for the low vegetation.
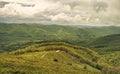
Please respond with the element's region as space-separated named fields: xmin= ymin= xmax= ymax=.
xmin=0 ymin=42 xmax=119 ymax=74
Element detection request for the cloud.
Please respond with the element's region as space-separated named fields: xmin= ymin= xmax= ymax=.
xmin=0 ymin=1 xmax=9 ymax=8
xmin=51 ymin=13 xmax=72 ymax=22
xmin=0 ymin=0 xmax=120 ymax=26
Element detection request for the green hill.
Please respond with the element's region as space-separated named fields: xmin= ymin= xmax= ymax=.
xmin=0 ymin=42 xmax=119 ymax=74
xmin=89 ymin=34 xmax=120 ymax=53
xmin=0 ymin=23 xmax=120 ymax=74
xmin=102 ymin=51 xmax=120 ymax=67
xmin=0 ymin=23 xmax=120 ymax=52
xmin=88 ymin=34 xmax=120 ymax=67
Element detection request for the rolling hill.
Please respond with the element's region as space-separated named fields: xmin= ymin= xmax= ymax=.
xmin=0 ymin=23 xmax=120 ymax=52
xmin=0 ymin=42 xmax=119 ymax=74
xmin=88 ymin=34 xmax=120 ymax=67
xmin=89 ymin=34 xmax=120 ymax=53
xmin=0 ymin=23 xmax=120 ymax=74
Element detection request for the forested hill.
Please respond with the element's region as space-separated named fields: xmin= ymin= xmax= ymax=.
xmin=0 ymin=23 xmax=120 ymax=51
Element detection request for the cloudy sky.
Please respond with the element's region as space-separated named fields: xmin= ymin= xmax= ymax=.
xmin=0 ymin=0 xmax=120 ymax=26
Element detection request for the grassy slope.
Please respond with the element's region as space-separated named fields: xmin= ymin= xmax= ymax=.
xmin=0 ymin=42 xmax=105 ymax=74
xmin=88 ymin=34 xmax=120 ymax=67
xmin=0 ymin=43 xmax=119 ymax=74
xmin=102 ymin=51 xmax=120 ymax=67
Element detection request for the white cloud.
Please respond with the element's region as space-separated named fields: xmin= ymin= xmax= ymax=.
xmin=51 ymin=13 xmax=72 ymax=22
xmin=0 ymin=0 xmax=120 ymax=26
xmin=0 ymin=3 xmax=35 ymax=17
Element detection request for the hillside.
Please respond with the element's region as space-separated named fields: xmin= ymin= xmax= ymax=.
xmin=88 ymin=34 xmax=120 ymax=67
xmin=0 ymin=42 xmax=119 ymax=74
xmin=0 ymin=23 xmax=120 ymax=52
xmin=0 ymin=23 xmax=120 ymax=74
xmin=89 ymin=34 xmax=120 ymax=53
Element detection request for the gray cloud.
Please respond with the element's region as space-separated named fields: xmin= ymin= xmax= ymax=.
xmin=0 ymin=1 xmax=9 ymax=8
xmin=0 ymin=0 xmax=120 ymax=26
xmin=18 ymin=3 xmax=35 ymax=7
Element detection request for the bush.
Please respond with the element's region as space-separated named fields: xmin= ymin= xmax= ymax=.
xmin=53 ymin=59 xmax=58 ymax=62
xmin=84 ymin=66 xmax=87 ymax=69
xmin=95 ymin=64 xmax=102 ymax=70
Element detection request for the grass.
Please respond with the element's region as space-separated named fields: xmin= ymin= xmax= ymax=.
xmin=0 ymin=42 xmax=120 ymax=74
xmin=0 ymin=42 xmax=105 ymax=74
xmin=102 ymin=51 xmax=120 ymax=67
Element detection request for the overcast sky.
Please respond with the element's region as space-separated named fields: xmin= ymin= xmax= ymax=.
xmin=0 ymin=0 xmax=120 ymax=26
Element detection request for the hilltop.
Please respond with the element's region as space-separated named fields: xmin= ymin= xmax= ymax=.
xmin=1 ymin=42 xmax=119 ymax=74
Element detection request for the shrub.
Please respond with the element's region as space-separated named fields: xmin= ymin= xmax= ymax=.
xmin=95 ymin=64 xmax=102 ymax=70
xmin=53 ymin=59 xmax=58 ymax=62
xmin=84 ymin=66 xmax=87 ymax=69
